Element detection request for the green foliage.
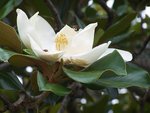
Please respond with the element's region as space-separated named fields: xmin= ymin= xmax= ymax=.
xmin=8 ymin=54 xmax=45 ymax=67
xmin=0 ymin=48 xmax=15 ymax=62
xmin=0 ymin=21 xmax=22 ymax=52
xmin=0 ymin=0 xmax=22 ymax=19
xmin=0 ymin=72 xmax=23 ymax=90
xmin=99 ymin=12 xmax=137 ymax=43
xmin=91 ymin=63 xmax=150 ymax=88
xmin=63 ymin=51 xmax=127 ymax=83
xmin=0 ymin=0 xmax=150 ymax=112
xmin=37 ymin=72 xmax=71 ymax=96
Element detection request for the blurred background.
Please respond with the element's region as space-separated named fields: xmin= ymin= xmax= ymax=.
xmin=0 ymin=0 xmax=150 ymax=113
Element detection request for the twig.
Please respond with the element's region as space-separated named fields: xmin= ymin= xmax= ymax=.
xmin=26 ymin=92 xmax=49 ymax=102
xmin=44 ymin=0 xmax=64 ymax=30
xmin=97 ymin=0 xmax=114 ymax=29
xmin=13 ymin=93 xmax=25 ymax=107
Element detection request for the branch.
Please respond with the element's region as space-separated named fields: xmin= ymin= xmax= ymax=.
xmin=97 ymin=0 xmax=114 ymax=28
xmin=13 ymin=93 xmax=25 ymax=107
xmin=0 ymin=92 xmax=50 ymax=112
xmin=44 ymin=0 xmax=64 ymax=30
xmin=26 ymin=92 xmax=49 ymax=103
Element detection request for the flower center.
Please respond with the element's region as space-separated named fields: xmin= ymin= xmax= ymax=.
xmin=55 ymin=33 xmax=68 ymax=51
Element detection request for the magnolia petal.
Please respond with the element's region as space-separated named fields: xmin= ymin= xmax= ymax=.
xmin=55 ymin=25 xmax=77 ymax=52
xmin=66 ymin=41 xmax=111 ymax=67
xmin=28 ymin=35 xmax=63 ymax=62
xmin=16 ymin=9 xmax=31 ymax=48
xmin=28 ymin=12 xmax=56 ymax=50
xmin=56 ymin=25 xmax=77 ymax=40
xmin=65 ymin=23 xmax=98 ymax=55
xmin=100 ymin=48 xmax=133 ymax=62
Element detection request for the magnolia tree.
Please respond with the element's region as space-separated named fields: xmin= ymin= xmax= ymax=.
xmin=0 ymin=0 xmax=150 ymax=113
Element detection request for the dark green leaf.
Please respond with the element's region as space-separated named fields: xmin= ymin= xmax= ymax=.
xmin=92 ymin=63 xmax=150 ymax=88
xmin=23 ymin=49 xmax=35 ymax=56
xmin=0 ymin=48 xmax=15 ymax=62
xmin=85 ymin=51 xmax=127 ymax=75
xmin=64 ymin=51 xmax=127 ymax=83
xmin=0 ymin=21 xmax=22 ymax=52
xmin=0 ymin=72 xmax=24 ymax=90
xmin=37 ymin=72 xmax=71 ymax=96
xmin=63 ymin=68 xmax=100 ymax=83
xmin=8 ymin=54 xmax=45 ymax=67
xmin=0 ymin=0 xmax=23 ymax=19
xmin=110 ymin=31 xmax=134 ymax=44
xmin=9 ymin=54 xmax=53 ymax=78
xmin=99 ymin=12 xmax=136 ymax=43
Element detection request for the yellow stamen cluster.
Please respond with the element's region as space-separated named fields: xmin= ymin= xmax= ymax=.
xmin=55 ymin=34 xmax=68 ymax=51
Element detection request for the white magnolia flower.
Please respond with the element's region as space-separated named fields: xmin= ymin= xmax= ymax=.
xmin=16 ymin=9 xmax=132 ymax=67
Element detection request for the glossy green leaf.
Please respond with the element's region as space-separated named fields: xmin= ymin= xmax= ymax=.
xmin=0 ymin=21 xmax=22 ymax=52
xmin=110 ymin=31 xmax=134 ymax=44
xmin=0 ymin=48 xmax=15 ymax=62
xmin=8 ymin=54 xmax=45 ymax=67
xmin=99 ymin=12 xmax=136 ymax=43
xmin=9 ymin=54 xmax=54 ymax=78
xmin=0 ymin=0 xmax=23 ymax=19
xmin=37 ymin=72 xmax=71 ymax=96
xmin=92 ymin=63 xmax=150 ymax=88
xmin=63 ymin=68 xmax=100 ymax=83
xmin=0 ymin=72 xmax=24 ymax=90
xmin=85 ymin=51 xmax=127 ymax=75
xmin=63 ymin=51 xmax=127 ymax=83
xmin=23 ymin=49 xmax=36 ymax=56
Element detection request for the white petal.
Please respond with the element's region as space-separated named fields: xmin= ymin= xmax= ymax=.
xmin=29 ymin=12 xmax=56 ymax=50
xmin=55 ymin=25 xmax=77 ymax=52
xmin=28 ymin=35 xmax=63 ymax=62
xmin=100 ymin=48 xmax=133 ymax=62
xmin=16 ymin=9 xmax=31 ymax=48
xmin=56 ymin=25 xmax=77 ymax=39
xmin=65 ymin=23 xmax=98 ymax=55
xmin=65 ymin=41 xmax=111 ymax=67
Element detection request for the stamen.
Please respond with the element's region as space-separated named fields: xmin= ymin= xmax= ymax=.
xmin=55 ymin=33 xmax=68 ymax=51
